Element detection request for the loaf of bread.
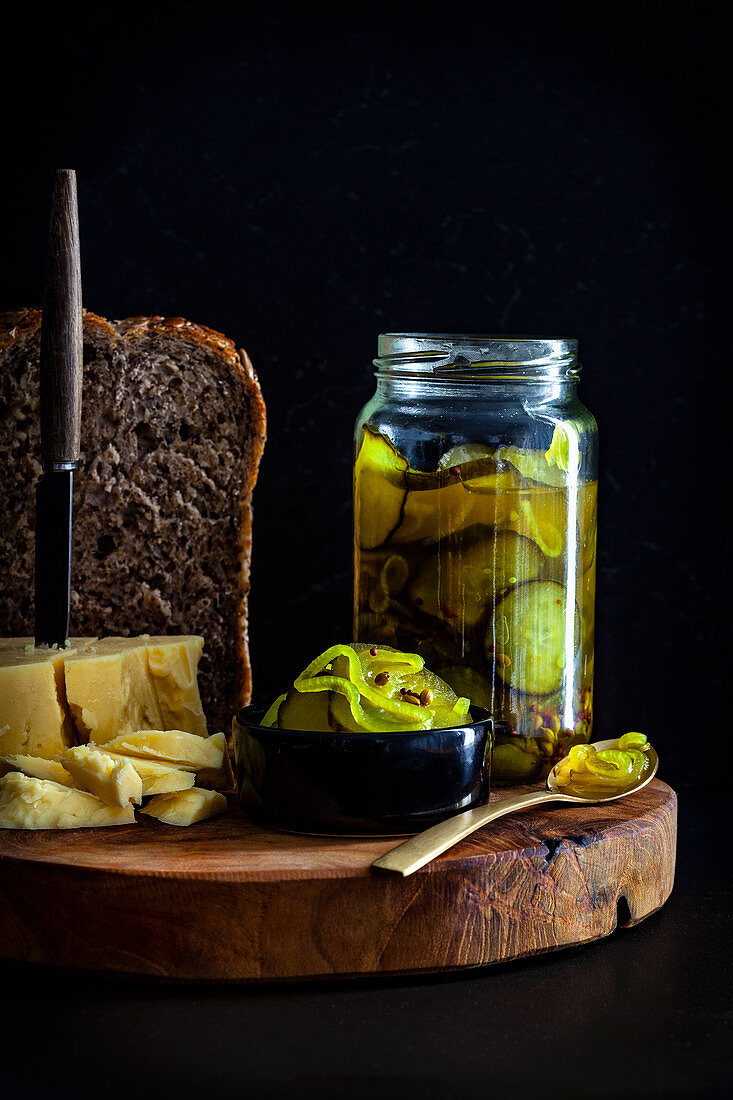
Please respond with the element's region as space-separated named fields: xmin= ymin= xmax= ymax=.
xmin=0 ymin=309 xmax=266 ymax=732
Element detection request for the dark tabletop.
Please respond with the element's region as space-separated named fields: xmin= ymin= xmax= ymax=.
xmin=2 ymin=788 xmax=729 ymax=1100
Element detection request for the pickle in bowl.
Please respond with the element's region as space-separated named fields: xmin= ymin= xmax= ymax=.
xmin=232 ymin=643 xmax=492 ymax=836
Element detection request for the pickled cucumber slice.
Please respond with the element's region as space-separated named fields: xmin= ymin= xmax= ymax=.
xmin=393 ymin=479 xmax=473 ymax=544
xmin=544 ymin=422 xmax=583 ymax=479
xmin=333 ymin=650 xmax=469 ymax=727
xmin=389 ymin=452 xmax=527 ymax=544
xmin=405 ymin=457 xmax=523 ymax=535
xmin=261 ymin=694 xmax=286 ymax=728
xmin=482 ymin=531 xmax=546 ymax=592
xmin=499 ymin=425 xmax=583 ymax=489
xmin=333 ymin=669 xmax=434 ymax=731
xmin=351 ymin=642 xmax=423 ymax=673
xmin=436 ymin=665 xmax=493 ymax=710
xmin=408 ymin=530 xmax=545 ymax=628
xmin=457 ymin=462 xmax=522 ymax=529
xmin=578 ymin=481 xmax=598 ymax=573
xmin=354 ymin=427 xmax=408 ymax=549
xmin=327 ymin=689 xmax=429 ymax=733
xmin=300 ymin=645 xmax=432 ymax=730
xmin=404 ymin=468 xmax=442 ymax=492
xmin=283 ymin=643 xmax=470 ymax=732
xmin=510 ymin=494 xmax=565 ymax=558
xmin=277 ymin=686 xmax=332 ymax=731
xmin=552 ymin=735 xmax=652 ymax=796
xmin=437 ymin=443 xmax=494 ymax=469
xmin=491 ymin=741 xmax=545 ymax=783
xmin=406 ymin=555 xmax=443 ymax=622
xmin=364 ymin=553 xmax=411 ymax=613
xmin=380 ymin=554 xmax=409 ymax=595
xmin=487 ymin=580 xmax=578 ymax=696
xmin=354 ymin=649 xmax=471 ymax=727
xmin=327 ymin=689 xmax=470 ymax=733
xmin=497 ymin=445 xmax=572 ymax=488
xmin=459 ymin=458 xmax=524 ymax=495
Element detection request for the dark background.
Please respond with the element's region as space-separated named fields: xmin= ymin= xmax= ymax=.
xmin=1 ymin=2 xmax=726 ymax=790
xmin=0 ymin=3 xmax=729 ymax=1097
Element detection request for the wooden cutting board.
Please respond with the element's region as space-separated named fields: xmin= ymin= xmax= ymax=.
xmin=0 ymin=779 xmax=676 ymax=982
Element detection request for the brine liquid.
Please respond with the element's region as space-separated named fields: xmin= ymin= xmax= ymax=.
xmin=354 ymin=435 xmax=597 ymax=784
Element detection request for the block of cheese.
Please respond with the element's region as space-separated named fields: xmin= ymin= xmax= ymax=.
xmin=104 ymin=728 xmax=227 ymax=770
xmin=141 ymin=787 xmax=227 ymax=826
xmin=63 ymin=635 xmax=207 ymax=744
xmin=63 ymin=638 xmax=162 ymax=744
xmin=102 ymin=729 xmax=234 ymax=791
xmin=145 ymin=637 xmax=207 ymax=737
xmin=0 ymin=772 xmax=136 ymax=829
xmin=0 ymin=639 xmax=80 ymax=758
xmin=61 ymin=745 xmax=143 ymax=807
xmin=0 ymin=753 xmax=80 ymax=788
xmin=102 ymin=752 xmax=196 ymax=797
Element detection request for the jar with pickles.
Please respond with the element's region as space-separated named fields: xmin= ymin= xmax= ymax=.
xmin=353 ymin=334 xmax=598 ymax=784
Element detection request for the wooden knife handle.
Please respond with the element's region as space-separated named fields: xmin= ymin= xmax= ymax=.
xmin=39 ymin=169 xmax=83 ymax=467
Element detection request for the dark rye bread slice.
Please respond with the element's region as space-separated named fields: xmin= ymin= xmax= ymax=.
xmin=0 ymin=309 xmax=266 ymax=733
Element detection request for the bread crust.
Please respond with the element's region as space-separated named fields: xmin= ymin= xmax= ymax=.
xmin=0 ymin=308 xmax=266 ymax=729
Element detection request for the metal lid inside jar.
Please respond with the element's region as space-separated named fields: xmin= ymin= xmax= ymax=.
xmin=375 ymin=334 xmax=579 ymax=379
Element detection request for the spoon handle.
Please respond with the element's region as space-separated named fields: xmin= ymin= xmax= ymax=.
xmin=371 ymin=790 xmax=564 ymax=877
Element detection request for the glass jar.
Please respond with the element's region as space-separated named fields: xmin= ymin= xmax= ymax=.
xmin=353 ymin=334 xmax=598 ymax=785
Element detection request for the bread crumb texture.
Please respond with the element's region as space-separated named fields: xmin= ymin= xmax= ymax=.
xmin=0 ymin=310 xmax=266 ymax=731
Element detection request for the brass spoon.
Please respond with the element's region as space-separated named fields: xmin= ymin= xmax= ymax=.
xmin=371 ymin=738 xmax=659 ymax=877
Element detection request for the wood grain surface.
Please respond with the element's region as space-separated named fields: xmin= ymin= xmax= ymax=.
xmin=39 ymin=168 xmax=83 ymax=466
xmin=0 ymin=779 xmax=677 ymax=982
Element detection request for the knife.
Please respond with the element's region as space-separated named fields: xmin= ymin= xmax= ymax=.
xmin=34 ymin=169 xmax=83 ymax=647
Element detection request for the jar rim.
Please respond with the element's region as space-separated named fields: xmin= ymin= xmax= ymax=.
xmin=375 ymin=333 xmax=579 ymax=377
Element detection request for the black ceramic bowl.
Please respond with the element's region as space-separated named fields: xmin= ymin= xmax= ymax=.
xmin=232 ymin=705 xmax=493 ymax=835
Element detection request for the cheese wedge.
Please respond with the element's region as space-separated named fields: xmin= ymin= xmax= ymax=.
xmin=101 ymin=751 xmax=196 ymax=796
xmin=102 ymin=730 xmax=232 ymax=792
xmin=63 ymin=638 xmax=164 ymax=744
xmin=1 ymin=635 xmax=208 ymax=756
xmin=103 ymin=729 xmax=226 ymax=770
xmin=61 ymin=745 xmax=143 ymax=807
xmin=0 ymin=639 xmax=82 ymax=758
xmin=103 ymin=729 xmax=234 ymax=792
xmin=145 ymin=637 xmax=207 ymax=737
xmin=0 ymin=772 xmax=136 ymax=829
xmin=62 ymin=636 xmax=206 ymax=744
xmin=141 ymin=787 xmax=227 ymax=826
xmin=0 ymin=753 xmax=80 ymax=788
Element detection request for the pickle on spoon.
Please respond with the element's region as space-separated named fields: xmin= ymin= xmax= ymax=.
xmin=553 ymin=734 xmax=653 ymax=796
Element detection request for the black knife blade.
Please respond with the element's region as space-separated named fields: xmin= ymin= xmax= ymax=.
xmin=34 ymin=467 xmax=74 ymax=646
xmin=34 ymin=169 xmax=83 ymax=648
